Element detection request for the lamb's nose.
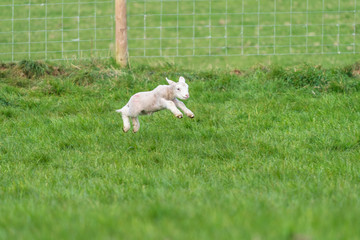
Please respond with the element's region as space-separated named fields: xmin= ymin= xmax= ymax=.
xmin=185 ymin=94 xmax=189 ymax=98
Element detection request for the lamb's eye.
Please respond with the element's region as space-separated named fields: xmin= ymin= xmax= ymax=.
xmin=177 ymin=88 xmax=180 ymax=91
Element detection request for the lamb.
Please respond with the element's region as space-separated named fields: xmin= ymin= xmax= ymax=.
xmin=116 ymin=76 xmax=195 ymax=133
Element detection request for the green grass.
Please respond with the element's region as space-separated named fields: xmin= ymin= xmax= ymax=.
xmin=1 ymin=60 xmax=360 ymax=239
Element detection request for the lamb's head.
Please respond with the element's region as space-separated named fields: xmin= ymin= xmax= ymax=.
xmin=166 ymin=76 xmax=190 ymax=100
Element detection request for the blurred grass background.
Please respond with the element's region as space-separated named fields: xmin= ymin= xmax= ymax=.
xmin=0 ymin=0 xmax=114 ymax=61
xmin=1 ymin=0 xmax=360 ymax=68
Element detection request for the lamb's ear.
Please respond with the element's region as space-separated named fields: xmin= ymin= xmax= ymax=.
xmin=179 ymin=76 xmax=186 ymax=83
xmin=166 ymin=77 xmax=175 ymax=85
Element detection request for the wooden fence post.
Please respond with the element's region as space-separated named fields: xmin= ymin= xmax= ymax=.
xmin=115 ymin=0 xmax=128 ymax=67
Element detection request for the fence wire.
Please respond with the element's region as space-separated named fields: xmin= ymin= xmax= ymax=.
xmin=0 ymin=0 xmax=114 ymax=61
xmin=0 ymin=0 xmax=359 ymax=61
xmin=127 ymin=0 xmax=360 ymax=58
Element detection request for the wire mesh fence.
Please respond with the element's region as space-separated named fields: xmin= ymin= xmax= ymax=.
xmin=0 ymin=0 xmax=114 ymax=61
xmin=128 ymin=0 xmax=360 ymax=58
xmin=0 ymin=0 xmax=359 ymax=61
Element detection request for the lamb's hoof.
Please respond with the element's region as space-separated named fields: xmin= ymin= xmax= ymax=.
xmin=188 ymin=114 xmax=195 ymax=118
xmin=133 ymin=129 xmax=139 ymax=133
xmin=176 ymin=114 xmax=183 ymax=119
xmin=123 ymin=128 xmax=130 ymax=133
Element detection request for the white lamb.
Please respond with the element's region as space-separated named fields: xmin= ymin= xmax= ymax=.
xmin=116 ymin=76 xmax=195 ymax=133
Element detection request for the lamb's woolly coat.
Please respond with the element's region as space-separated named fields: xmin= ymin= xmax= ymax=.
xmin=116 ymin=76 xmax=194 ymax=133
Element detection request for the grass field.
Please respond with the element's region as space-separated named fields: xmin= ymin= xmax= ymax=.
xmin=1 ymin=60 xmax=360 ymax=239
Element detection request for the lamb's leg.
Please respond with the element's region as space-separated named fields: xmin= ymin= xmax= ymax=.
xmin=131 ymin=117 xmax=140 ymax=133
xmin=173 ymin=98 xmax=195 ymax=118
xmin=161 ymin=99 xmax=183 ymax=118
xmin=121 ymin=113 xmax=131 ymax=133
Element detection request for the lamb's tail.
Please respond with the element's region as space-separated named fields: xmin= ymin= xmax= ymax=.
xmin=116 ymin=105 xmax=128 ymax=114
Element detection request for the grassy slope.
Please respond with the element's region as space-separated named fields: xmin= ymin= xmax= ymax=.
xmin=1 ymin=60 xmax=360 ymax=240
